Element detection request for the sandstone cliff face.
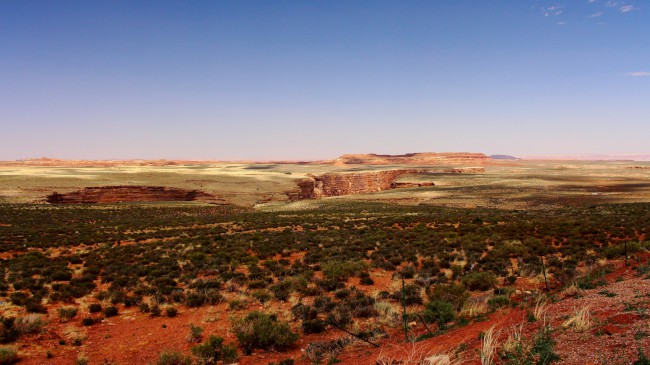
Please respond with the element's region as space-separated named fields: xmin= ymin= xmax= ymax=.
xmin=334 ymin=153 xmax=489 ymax=165
xmin=288 ymin=166 xmax=488 ymax=200
xmin=47 ymin=186 xmax=224 ymax=204
xmin=288 ymin=169 xmax=426 ymax=200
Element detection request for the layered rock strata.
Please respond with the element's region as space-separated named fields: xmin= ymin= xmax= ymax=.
xmin=333 ymin=153 xmax=489 ymax=165
xmin=46 ymin=186 xmax=224 ymax=204
xmin=288 ymin=170 xmax=427 ymax=200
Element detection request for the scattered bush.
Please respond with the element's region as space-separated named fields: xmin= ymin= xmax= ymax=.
xmin=103 ymin=306 xmax=118 ymax=318
xmin=191 ymin=335 xmax=238 ymax=365
xmin=186 ymin=324 xmax=203 ymax=343
xmin=487 ymin=295 xmax=510 ymax=310
xmin=58 ymin=307 xmax=78 ymax=323
xmin=0 ymin=318 xmax=19 ymax=344
xmin=321 ymin=261 xmax=366 ymax=281
xmin=233 ymin=311 xmax=299 ymax=354
xmin=81 ymin=317 xmax=99 ymax=326
xmin=0 ymin=346 xmax=18 ymax=365
xmin=462 ymin=271 xmax=497 ymax=291
xmin=422 ymin=300 xmax=455 ymax=328
xmin=88 ymin=304 xmax=102 ymax=313
xmin=13 ymin=315 xmax=44 ymax=336
xmin=302 ymin=319 xmax=327 ymax=334
xmin=166 ymin=307 xmax=178 ymax=318
xmin=157 ymin=350 xmax=192 ymax=365
xmin=428 ymin=283 xmax=469 ymax=311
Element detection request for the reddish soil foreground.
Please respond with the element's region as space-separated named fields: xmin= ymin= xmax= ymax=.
xmin=13 ymin=256 xmax=650 ymax=365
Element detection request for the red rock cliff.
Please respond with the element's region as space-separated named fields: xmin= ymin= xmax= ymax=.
xmin=288 ymin=169 xmax=425 ymax=199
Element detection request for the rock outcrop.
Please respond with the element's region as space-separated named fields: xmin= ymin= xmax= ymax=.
xmin=288 ymin=170 xmax=428 ymax=199
xmin=47 ymin=186 xmax=224 ymax=204
xmin=442 ymin=167 xmax=485 ymax=173
xmin=333 ymin=153 xmax=489 ymax=165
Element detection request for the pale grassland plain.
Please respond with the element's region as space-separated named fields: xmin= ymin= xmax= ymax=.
xmin=0 ymin=160 xmax=649 ymax=209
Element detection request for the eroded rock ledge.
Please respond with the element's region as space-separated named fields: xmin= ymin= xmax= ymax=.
xmin=288 ymin=170 xmax=425 ymax=199
xmin=288 ymin=167 xmax=486 ymax=200
xmin=46 ymin=186 xmax=224 ymax=204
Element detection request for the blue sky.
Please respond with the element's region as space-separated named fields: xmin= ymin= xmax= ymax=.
xmin=0 ymin=0 xmax=648 ymax=160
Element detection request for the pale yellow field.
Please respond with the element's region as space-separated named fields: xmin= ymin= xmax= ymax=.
xmin=1 ymin=160 xmax=649 ymax=209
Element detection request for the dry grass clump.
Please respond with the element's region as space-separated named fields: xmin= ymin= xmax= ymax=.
xmin=502 ymin=325 xmax=524 ymax=354
xmin=376 ymin=343 xmax=460 ymax=365
xmin=0 ymin=346 xmax=19 ymax=365
xmin=374 ymin=300 xmax=400 ymax=326
xmin=13 ymin=314 xmax=45 ymax=335
xmin=532 ymin=296 xmax=548 ymax=321
xmin=480 ymin=325 xmax=498 ymax=365
xmin=562 ymin=282 xmax=584 ymax=298
xmin=63 ymin=326 xmax=88 ymax=344
xmin=459 ymin=300 xmax=488 ymax=318
xmin=562 ymin=306 xmax=591 ymax=332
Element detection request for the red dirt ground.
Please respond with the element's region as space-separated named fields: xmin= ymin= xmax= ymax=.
xmin=10 ymin=255 xmax=650 ymax=365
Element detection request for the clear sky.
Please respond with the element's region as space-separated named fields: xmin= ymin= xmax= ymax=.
xmin=1 ymin=0 xmax=648 ymax=160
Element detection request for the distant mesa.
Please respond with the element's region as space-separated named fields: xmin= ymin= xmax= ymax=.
xmin=46 ymin=186 xmax=225 ymax=204
xmin=490 ymin=154 xmax=520 ymax=160
xmin=1 ymin=152 xmax=491 ymax=167
xmin=332 ymin=152 xmax=489 ymax=165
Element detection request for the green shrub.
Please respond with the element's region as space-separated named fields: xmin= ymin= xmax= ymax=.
xmin=233 ymin=311 xmax=299 ymax=354
xmin=398 ymin=265 xmax=416 ymax=279
xmin=228 ymin=299 xmax=247 ymax=311
xmin=321 ymin=261 xmax=366 ymax=280
xmin=0 ymin=318 xmax=19 ymax=344
xmin=531 ymin=324 xmax=560 ymax=364
xmin=462 ymin=271 xmax=496 ymax=291
xmin=186 ymin=324 xmax=203 ymax=343
xmin=302 ymin=319 xmax=327 ymax=334
xmin=156 ymin=350 xmax=191 ymax=365
xmin=392 ymin=284 xmax=422 ymax=305
xmin=422 ymin=300 xmax=455 ymax=328
xmin=13 ymin=315 xmax=44 ymax=335
xmin=81 ymin=317 xmax=98 ymax=326
xmin=88 ymin=304 xmax=102 ymax=313
xmin=166 ymin=307 xmax=178 ymax=318
xmin=58 ymin=307 xmax=78 ymax=323
xmin=191 ymin=335 xmax=238 ymax=365
xmin=428 ymin=283 xmax=469 ymax=311
xmin=488 ymin=295 xmax=510 ymax=309
xmin=104 ymin=306 xmax=118 ymax=318
xmin=0 ymin=346 xmax=18 ymax=365
xmin=150 ymin=305 xmax=162 ymax=317
xmin=252 ymin=290 xmax=273 ymax=303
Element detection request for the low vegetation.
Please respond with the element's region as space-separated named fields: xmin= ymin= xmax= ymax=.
xmin=0 ymin=202 xmax=648 ymax=363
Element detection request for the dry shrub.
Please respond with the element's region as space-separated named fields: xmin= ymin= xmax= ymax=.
xmin=532 ymin=296 xmax=548 ymax=321
xmin=376 ymin=343 xmax=460 ymax=365
xmin=479 ymin=325 xmax=498 ymax=365
xmin=13 ymin=314 xmax=44 ymax=336
xmin=562 ymin=306 xmax=591 ymax=332
xmin=374 ymin=301 xmax=400 ymax=326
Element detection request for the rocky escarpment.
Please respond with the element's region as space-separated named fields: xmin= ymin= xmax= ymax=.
xmin=47 ymin=186 xmax=225 ymax=204
xmin=333 ymin=152 xmax=489 ymax=165
xmin=288 ymin=170 xmax=429 ymax=200
xmin=288 ymin=166 xmax=488 ymax=200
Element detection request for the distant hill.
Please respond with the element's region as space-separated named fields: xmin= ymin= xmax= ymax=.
xmin=490 ymin=155 xmax=520 ymax=160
